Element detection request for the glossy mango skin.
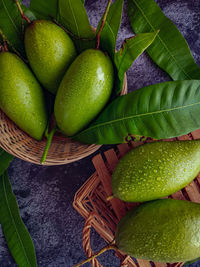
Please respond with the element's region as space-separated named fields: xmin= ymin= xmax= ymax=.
xmin=112 ymin=140 xmax=200 ymax=202
xmin=54 ymin=49 xmax=114 ymax=136
xmin=0 ymin=52 xmax=47 ymax=140
xmin=25 ymin=20 xmax=77 ymax=94
xmin=116 ymin=199 xmax=200 ymax=262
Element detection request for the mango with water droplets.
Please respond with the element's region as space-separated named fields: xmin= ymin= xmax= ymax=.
xmin=54 ymin=49 xmax=114 ymax=136
xmin=25 ymin=20 xmax=77 ymax=94
xmin=112 ymin=141 xmax=200 ymax=202
xmin=116 ymin=199 xmax=200 ymax=262
xmin=0 ymin=52 xmax=47 ymax=140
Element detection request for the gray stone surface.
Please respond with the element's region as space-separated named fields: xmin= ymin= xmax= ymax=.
xmin=0 ymin=0 xmax=200 ymax=266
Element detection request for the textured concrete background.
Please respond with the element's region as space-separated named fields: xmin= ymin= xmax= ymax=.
xmin=0 ymin=0 xmax=200 ymax=266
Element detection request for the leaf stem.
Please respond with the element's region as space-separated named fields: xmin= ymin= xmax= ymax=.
xmin=96 ymin=0 xmax=112 ymax=49
xmin=73 ymin=245 xmax=117 ymax=267
xmin=14 ymin=0 xmax=31 ymax=24
xmin=41 ymin=126 xmax=57 ymax=165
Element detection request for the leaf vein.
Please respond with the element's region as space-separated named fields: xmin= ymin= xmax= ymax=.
xmin=2 ymin=0 xmax=20 ymax=34
xmin=117 ymin=35 xmax=154 ymax=74
xmin=106 ymin=22 xmax=116 ymax=43
xmin=68 ymin=0 xmax=80 ymax=38
xmin=132 ymin=0 xmax=191 ymax=79
xmin=80 ymin=101 xmax=200 ymax=134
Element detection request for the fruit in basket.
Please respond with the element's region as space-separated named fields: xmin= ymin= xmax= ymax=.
xmin=25 ymin=20 xmax=77 ymax=94
xmin=54 ymin=49 xmax=114 ymax=136
xmin=74 ymin=199 xmax=200 ymax=266
xmin=112 ymin=140 xmax=200 ymax=202
xmin=116 ymin=198 xmax=200 ymax=262
xmin=0 ymin=52 xmax=47 ymax=140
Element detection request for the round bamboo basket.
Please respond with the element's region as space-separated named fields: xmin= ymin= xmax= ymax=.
xmin=0 ymin=76 xmax=127 ymax=166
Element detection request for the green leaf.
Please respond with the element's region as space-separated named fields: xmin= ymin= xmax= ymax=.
xmin=115 ymin=31 xmax=159 ymax=94
xmin=81 ymin=0 xmax=85 ymax=4
xmin=59 ymin=0 xmax=92 ymax=37
xmin=0 ymin=148 xmax=13 ymax=176
xmin=30 ymin=0 xmax=59 ymax=20
xmin=0 ymin=0 xmax=24 ymax=54
xmin=74 ymin=80 xmax=200 ymax=144
xmin=97 ymin=0 xmax=124 ymax=59
xmin=0 ymin=172 xmax=37 ymax=267
xmin=127 ymin=0 xmax=200 ymax=80
xmin=59 ymin=0 xmax=96 ymax=52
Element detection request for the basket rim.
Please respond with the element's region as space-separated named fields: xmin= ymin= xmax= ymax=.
xmin=0 ymin=74 xmax=128 ymax=166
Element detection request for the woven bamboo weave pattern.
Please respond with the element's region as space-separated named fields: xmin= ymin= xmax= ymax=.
xmin=0 ymin=76 xmax=127 ymax=166
xmin=73 ymin=129 xmax=200 ymax=267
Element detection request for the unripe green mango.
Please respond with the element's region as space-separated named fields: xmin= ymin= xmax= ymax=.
xmin=54 ymin=49 xmax=114 ymax=136
xmin=0 ymin=52 xmax=47 ymax=140
xmin=112 ymin=141 xmax=200 ymax=202
xmin=116 ymin=199 xmax=200 ymax=262
xmin=25 ymin=20 xmax=77 ymax=94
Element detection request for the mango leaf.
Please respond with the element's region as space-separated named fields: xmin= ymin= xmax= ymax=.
xmin=74 ymin=80 xmax=200 ymax=144
xmin=115 ymin=31 xmax=159 ymax=94
xmin=0 ymin=148 xmax=13 ymax=176
xmin=30 ymin=0 xmax=59 ymax=20
xmin=127 ymin=0 xmax=200 ymax=80
xmin=96 ymin=0 xmax=124 ymax=60
xmin=0 ymin=172 xmax=37 ymax=267
xmin=0 ymin=0 xmax=24 ymax=54
xmin=59 ymin=0 xmax=96 ymax=52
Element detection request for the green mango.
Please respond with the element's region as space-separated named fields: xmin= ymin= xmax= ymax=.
xmin=25 ymin=20 xmax=77 ymax=94
xmin=116 ymin=199 xmax=200 ymax=263
xmin=0 ymin=52 xmax=47 ymax=140
xmin=112 ymin=141 xmax=200 ymax=202
xmin=54 ymin=49 xmax=114 ymax=136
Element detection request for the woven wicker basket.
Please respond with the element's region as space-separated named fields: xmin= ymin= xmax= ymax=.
xmin=73 ymin=129 xmax=200 ymax=267
xmin=0 ymin=76 xmax=127 ymax=166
